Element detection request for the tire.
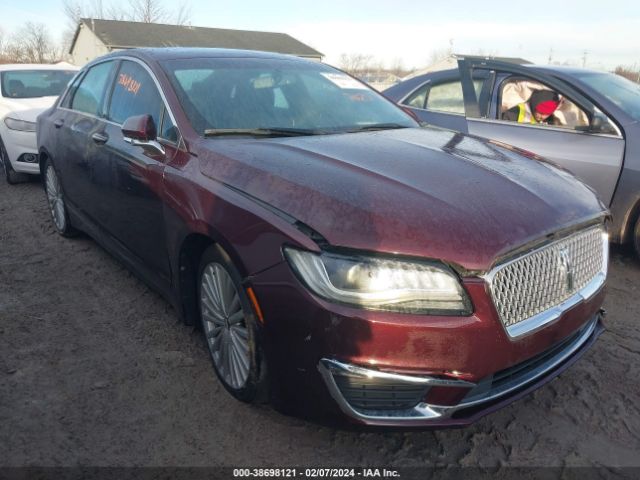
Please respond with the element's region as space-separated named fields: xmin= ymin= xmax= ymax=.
xmin=0 ymin=136 xmax=28 ymax=185
xmin=43 ymin=159 xmax=77 ymax=237
xmin=634 ymin=216 xmax=640 ymax=260
xmin=198 ymin=245 xmax=268 ymax=403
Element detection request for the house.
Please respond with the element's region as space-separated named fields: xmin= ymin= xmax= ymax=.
xmin=69 ymin=18 xmax=323 ymax=65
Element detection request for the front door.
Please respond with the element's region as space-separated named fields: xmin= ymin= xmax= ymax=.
xmin=458 ymin=57 xmax=625 ymax=205
xmin=101 ymin=59 xmax=175 ymax=281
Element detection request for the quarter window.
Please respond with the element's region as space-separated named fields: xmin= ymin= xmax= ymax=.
xmin=403 ymin=83 xmax=429 ymax=109
xmin=70 ymin=61 xmax=114 ymax=116
xmin=160 ymin=108 xmax=179 ymax=143
xmin=108 ymin=61 xmax=163 ymax=129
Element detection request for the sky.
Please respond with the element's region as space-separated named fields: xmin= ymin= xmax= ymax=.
xmin=1 ymin=0 xmax=639 ymax=70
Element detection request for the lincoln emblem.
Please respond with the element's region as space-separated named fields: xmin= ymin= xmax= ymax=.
xmin=558 ymin=248 xmax=574 ymax=292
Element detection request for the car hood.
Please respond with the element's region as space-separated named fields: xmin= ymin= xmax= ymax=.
xmin=2 ymin=96 xmax=58 ymax=122
xmin=197 ymin=127 xmax=606 ymax=272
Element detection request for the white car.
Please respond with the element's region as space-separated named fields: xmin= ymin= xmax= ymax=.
xmin=0 ymin=63 xmax=78 ymax=184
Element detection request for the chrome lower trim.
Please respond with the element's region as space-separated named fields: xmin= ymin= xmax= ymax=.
xmin=319 ymin=314 xmax=599 ymax=423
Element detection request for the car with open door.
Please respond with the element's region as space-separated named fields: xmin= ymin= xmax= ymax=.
xmin=37 ymin=48 xmax=608 ymax=427
xmin=384 ymin=57 xmax=640 ymax=258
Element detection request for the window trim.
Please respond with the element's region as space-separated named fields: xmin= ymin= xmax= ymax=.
xmin=59 ymin=56 xmax=182 ymax=147
xmin=494 ymin=74 xmax=622 ymax=138
xmin=467 ymin=116 xmax=624 ymax=139
xmin=67 ymin=60 xmax=117 ymax=117
xmin=59 ymin=70 xmax=86 ymax=109
xmin=399 ymin=79 xmax=431 ymax=109
xmin=399 ymin=78 xmax=485 ymax=117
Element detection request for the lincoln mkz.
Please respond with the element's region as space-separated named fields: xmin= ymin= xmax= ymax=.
xmin=37 ymin=48 xmax=608 ymax=427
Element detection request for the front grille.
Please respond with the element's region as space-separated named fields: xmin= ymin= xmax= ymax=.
xmin=489 ymin=225 xmax=606 ymax=331
xmin=333 ymin=375 xmax=428 ymax=410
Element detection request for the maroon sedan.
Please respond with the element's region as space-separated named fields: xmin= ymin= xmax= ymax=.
xmin=37 ymin=48 xmax=608 ymax=427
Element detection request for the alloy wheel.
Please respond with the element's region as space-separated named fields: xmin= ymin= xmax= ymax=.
xmin=200 ymin=263 xmax=251 ymax=389
xmin=45 ymin=165 xmax=67 ymax=232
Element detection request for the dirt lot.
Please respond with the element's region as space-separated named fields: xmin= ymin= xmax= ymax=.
xmin=1 ymin=178 xmax=639 ymax=470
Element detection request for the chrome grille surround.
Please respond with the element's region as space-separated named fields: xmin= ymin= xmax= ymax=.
xmin=486 ymin=224 xmax=608 ymax=338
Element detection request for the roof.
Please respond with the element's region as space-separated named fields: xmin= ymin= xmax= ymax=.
xmin=99 ymin=47 xmax=313 ymax=63
xmin=0 ymin=63 xmax=79 ymax=72
xmin=70 ymin=18 xmax=323 ymax=58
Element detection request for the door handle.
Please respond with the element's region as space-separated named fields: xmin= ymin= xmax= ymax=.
xmin=54 ymin=119 xmax=64 ymax=128
xmin=91 ymin=132 xmax=109 ymax=145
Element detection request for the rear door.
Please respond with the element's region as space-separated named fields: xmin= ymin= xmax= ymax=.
xmin=457 ymin=57 xmax=625 ymax=205
xmin=57 ymin=60 xmax=117 ymax=220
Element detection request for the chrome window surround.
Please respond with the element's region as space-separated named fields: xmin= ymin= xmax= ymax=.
xmin=484 ymin=225 xmax=608 ymax=339
xmin=318 ymin=314 xmax=600 ymax=423
xmin=57 ymin=56 xmax=182 ymax=148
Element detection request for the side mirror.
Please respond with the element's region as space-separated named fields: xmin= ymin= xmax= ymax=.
xmin=122 ymin=114 xmax=165 ymax=154
xmin=576 ymin=113 xmax=618 ymax=135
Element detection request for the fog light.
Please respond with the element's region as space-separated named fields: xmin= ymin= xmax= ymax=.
xmin=18 ymin=153 xmax=38 ymax=163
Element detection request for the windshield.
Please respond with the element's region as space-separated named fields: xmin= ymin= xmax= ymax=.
xmin=0 ymin=70 xmax=76 ymax=99
xmin=161 ymin=58 xmax=417 ymax=135
xmin=574 ymin=71 xmax=640 ymax=121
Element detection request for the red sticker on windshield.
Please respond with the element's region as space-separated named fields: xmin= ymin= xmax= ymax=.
xmin=118 ymin=73 xmax=141 ymax=95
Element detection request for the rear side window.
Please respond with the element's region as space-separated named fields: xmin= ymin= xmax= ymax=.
xmin=71 ymin=61 xmax=114 ymax=116
xmin=403 ymin=83 xmax=429 ymax=109
xmin=108 ymin=61 xmax=163 ymax=128
xmin=426 ymin=81 xmax=465 ymax=113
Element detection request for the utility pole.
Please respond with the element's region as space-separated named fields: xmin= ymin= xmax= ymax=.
xmin=548 ymin=47 xmax=554 ymax=64
xmin=582 ymin=50 xmax=588 ymax=68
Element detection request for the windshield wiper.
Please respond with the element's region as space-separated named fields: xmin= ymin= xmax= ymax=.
xmin=204 ymin=127 xmax=324 ymax=138
xmin=345 ymin=123 xmax=412 ymax=133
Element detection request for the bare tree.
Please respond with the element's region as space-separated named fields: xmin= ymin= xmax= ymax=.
xmin=130 ymin=0 xmax=168 ymax=23
xmin=0 ymin=27 xmax=6 ymax=63
xmin=61 ymin=0 xmax=129 ymax=51
xmin=338 ymin=53 xmax=373 ymax=74
xmin=174 ymin=2 xmax=192 ymax=26
xmin=388 ymin=57 xmax=406 ymax=77
xmin=4 ymin=22 xmax=58 ymax=63
xmin=614 ymin=64 xmax=640 ymax=83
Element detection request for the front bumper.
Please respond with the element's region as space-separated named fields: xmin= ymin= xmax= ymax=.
xmin=318 ymin=313 xmax=603 ymax=427
xmin=1 ymin=126 xmax=39 ymax=174
xmin=251 ymin=259 xmax=606 ymax=427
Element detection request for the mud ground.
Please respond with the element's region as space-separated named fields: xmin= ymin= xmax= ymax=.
xmin=1 ymin=178 xmax=639 ymax=469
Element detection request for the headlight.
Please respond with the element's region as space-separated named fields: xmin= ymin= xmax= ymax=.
xmin=4 ymin=117 xmax=36 ymax=132
xmin=284 ymin=247 xmax=471 ymax=315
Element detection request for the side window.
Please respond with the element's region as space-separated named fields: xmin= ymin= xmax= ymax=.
xmin=403 ymin=83 xmax=429 ymax=109
xmin=60 ymin=72 xmax=83 ymax=109
xmin=425 ymin=80 xmax=483 ymax=114
xmin=499 ymin=78 xmax=590 ymax=129
xmin=70 ymin=61 xmax=114 ymax=116
xmin=160 ymin=108 xmax=179 ymax=143
xmin=108 ymin=61 xmax=163 ymax=129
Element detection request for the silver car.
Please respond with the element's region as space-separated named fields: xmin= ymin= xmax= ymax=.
xmin=384 ymin=57 xmax=640 ymax=257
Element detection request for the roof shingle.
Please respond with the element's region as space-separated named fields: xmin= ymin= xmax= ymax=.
xmin=74 ymin=18 xmax=322 ymax=58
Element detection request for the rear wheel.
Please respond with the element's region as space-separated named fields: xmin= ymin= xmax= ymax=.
xmin=44 ymin=160 xmax=77 ymax=237
xmin=634 ymin=216 xmax=640 ymax=259
xmin=0 ymin=136 xmax=28 ymax=185
xmin=198 ymin=245 xmax=268 ymax=402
